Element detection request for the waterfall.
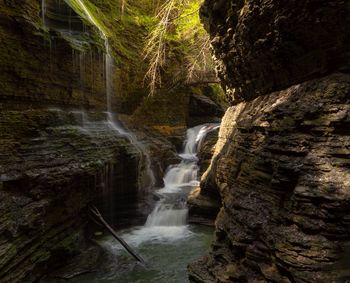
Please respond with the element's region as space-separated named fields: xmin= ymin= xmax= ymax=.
xmin=105 ymin=44 xmax=114 ymax=114
xmin=68 ymin=0 xmax=155 ymax=191
xmin=145 ymin=123 xmax=220 ymax=227
xmin=114 ymin=123 xmax=219 ymax=247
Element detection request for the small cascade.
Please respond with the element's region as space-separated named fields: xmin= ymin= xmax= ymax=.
xmin=114 ymin=123 xmax=219 ymax=248
xmin=145 ymin=202 xmax=188 ymax=227
xmin=144 ymin=124 xmax=219 ymax=228
xmin=105 ymin=45 xmax=114 ymax=113
xmin=68 ymin=0 xmax=155 ymax=191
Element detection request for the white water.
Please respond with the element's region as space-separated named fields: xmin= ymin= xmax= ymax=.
xmin=75 ymin=0 xmax=107 ymax=37
xmin=115 ymin=123 xmax=220 ymax=247
xmin=145 ymin=124 xmax=219 ymax=227
xmin=69 ymin=0 xmax=155 ymax=191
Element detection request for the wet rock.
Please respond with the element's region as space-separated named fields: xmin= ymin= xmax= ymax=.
xmin=0 ymin=110 xmax=140 ymax=282
xmin=40 ymin=245 xmax=102 ymax=282
xmin=188 ymin=187 xmax=220 ymax=226
xmin=197 ymin=129 xmax=219 ymax=176
xmin=189 ymin=93 xmax=225 ymax=127
xmin=188 ymin=128 xmax=221 ymax=226
xmin=190 ymin=0 xmax=350 ymax=281
xmin=189 ymin=73 xmax=350 ymax=282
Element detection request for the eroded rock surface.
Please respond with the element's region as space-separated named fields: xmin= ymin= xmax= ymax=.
xmin=189 ymin=0 xmax=350 ymax=282
xmin=0 ymin=110 xmax=140 ymax=282
xmin=189 ymin=73 xmax=350 ymax=282
xmin=0 ymin=1 xmax=141 ymax=281
xmin=188 ymin=129 xmax=221 ymax=226
xmin=200 ymin=0 xmax=350 ymax=103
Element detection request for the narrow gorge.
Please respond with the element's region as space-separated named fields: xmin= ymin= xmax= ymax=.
xmin=0 ymin=0 xmax=349 ymax=283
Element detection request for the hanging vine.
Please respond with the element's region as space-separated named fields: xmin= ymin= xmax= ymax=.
xmin=143 ymin=0 xmax=214 ymax=95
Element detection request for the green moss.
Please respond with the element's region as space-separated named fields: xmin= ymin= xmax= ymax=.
xmin=205 ymin=84 xmax=227 ymax=106
xmin=226 ymin=263 xmax=237 ymax=277
xmin=131 ymin=87 xmax=190 ymax=127
xmin=64 ymin=0 xmax=109 ymax=36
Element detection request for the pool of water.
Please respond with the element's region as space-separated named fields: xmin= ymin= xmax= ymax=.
xmin=71 ymin=124 xmax=218 ymax=283
xmin=71 ymin=225 xmax=213 ymax=283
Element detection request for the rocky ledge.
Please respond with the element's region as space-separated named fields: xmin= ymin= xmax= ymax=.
xmin=200 ymin=0 xmax=350 ymax=103
xmin=189 ymin=0 xmax=350 ymax=281
xmin=0 ymin=110 xmax=140 ymax=282
xmin=189 ymin=73 xmax=350 ymax=282
xmin=188 ymin=128 xmax=221 ymax=226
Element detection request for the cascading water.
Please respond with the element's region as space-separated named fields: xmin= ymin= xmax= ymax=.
xmin=112 ymin=123 xmax=220 ymax=246
xmin=144 ymin=124 xmax=220 ymax=229
xmin=59 ymin=0 xmax=155 ymax=191
xmin=72 ymin=124 xmax=219 ymax=283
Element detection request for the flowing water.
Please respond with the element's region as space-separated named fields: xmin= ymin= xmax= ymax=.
xmin=43 ymin=0 xmax=156 ymax=191
xmin=71 ymin=124 xmax=219 ymax=283
xmin=40 ymin=3 xmax=217 ymax=281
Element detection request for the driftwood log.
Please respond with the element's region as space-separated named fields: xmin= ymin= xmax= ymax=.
xmin=89 ymin=205 xmax=145 ymax=265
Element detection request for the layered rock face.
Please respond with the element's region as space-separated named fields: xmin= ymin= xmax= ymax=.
xmin=0 ymin=1 xmax=141 ymax=281
xmin=189 ymin=1 xmax=350 ymax=282
xmin=0 ymin=0 xmax=107 ymax=110
xmin=0 ymin=0 xmax=223 ymax=280
xmin=0 ymin=110 xmax=139 ymax=282
xmin=188 ymin=128 xmax=221 ymax=226
xmin=200 ymin=0 xmax=350 ymax=103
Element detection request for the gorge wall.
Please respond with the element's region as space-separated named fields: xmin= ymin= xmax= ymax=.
xmin=0 ymin=1 xmax=144 ymax=281
xmin=189 ymin=1 xmax=350 ymax=282
xmin=0 ymin=0 xmax=225 ymax=281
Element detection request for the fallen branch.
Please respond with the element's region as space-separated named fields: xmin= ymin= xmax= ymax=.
xmin=89 ymin=205 xmax=145 ymax=265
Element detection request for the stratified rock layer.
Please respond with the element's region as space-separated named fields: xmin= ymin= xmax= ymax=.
xmin=188 ymin=128 xmax=221 ymax=226
xmin=189 ymin=73 xmax=350 ymax=282
xmin=0 ymin=1 xmax=141 ymax=281
xmin=189 ymin=0 xmax=350 ymax=282
xmin=0 ymin=110 xmax=140 ymax=282
xmin=200 ymin=0 xmax=350 ymax=103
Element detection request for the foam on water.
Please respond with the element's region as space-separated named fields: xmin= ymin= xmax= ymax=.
xmin=109 ymin=123 xmax=220 ymax=246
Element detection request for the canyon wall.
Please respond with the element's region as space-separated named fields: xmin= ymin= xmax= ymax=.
xmin=0 ymin=0 xmax=224 ymax=280
xmin=0 ymin=1 xmax=141 ymax=281
xmin=189 ymin=1 xmax=350 ymax=282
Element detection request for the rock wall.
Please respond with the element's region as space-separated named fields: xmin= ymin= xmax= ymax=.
xmin=188 ymin=128 xmax=221 ymax=226
xmin=200 ymin=0 xmax=350 ymax=104
xmin=0 ymin=1 xmax=142 ymax=281
xmin=0 ymin=110 xmax=139 ymax=282
xmin=189 ymin=1 xmax=350 ymax=282
xmin=0 ymin=0 xmax=224 ymax=280
xmin=0 ymin=0 xmax=108 ymax=111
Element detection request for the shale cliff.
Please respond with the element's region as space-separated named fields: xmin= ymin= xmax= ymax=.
xmin=0 ymin=0 xmax=224 ymax=281
xmin=0 ymin=1 xmax=143 ymax=281
xmin=189 ymin=1 xmax=350 ymax=282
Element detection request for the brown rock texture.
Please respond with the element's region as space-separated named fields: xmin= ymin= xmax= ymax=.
xmin=189 ymin=73 xmax=350 ymax=282
xmin=189 ymin=0 xmax=350 ymax=282
xmin=0 ymin=110 xmax=140 ymax=282
xmin=200 ymin=0 xmax=350 ymax=103
xmin=0 ymin=0 xmax=106 ymax=111
xmin=0 ymin=1 xmax=140 ymax=281
xmin=188 ymin=128 xmax=221 ymax=226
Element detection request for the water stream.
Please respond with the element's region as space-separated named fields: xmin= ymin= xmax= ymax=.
xmin=40 ymin=3 xmax=217 ymax=281
xmin=71 ymin=123 xmax=219 ymax=283
xmin=75 ymin=0 xmax=155 ymax=191
xmin=41 ymin=0 xmax=155 ymax=191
